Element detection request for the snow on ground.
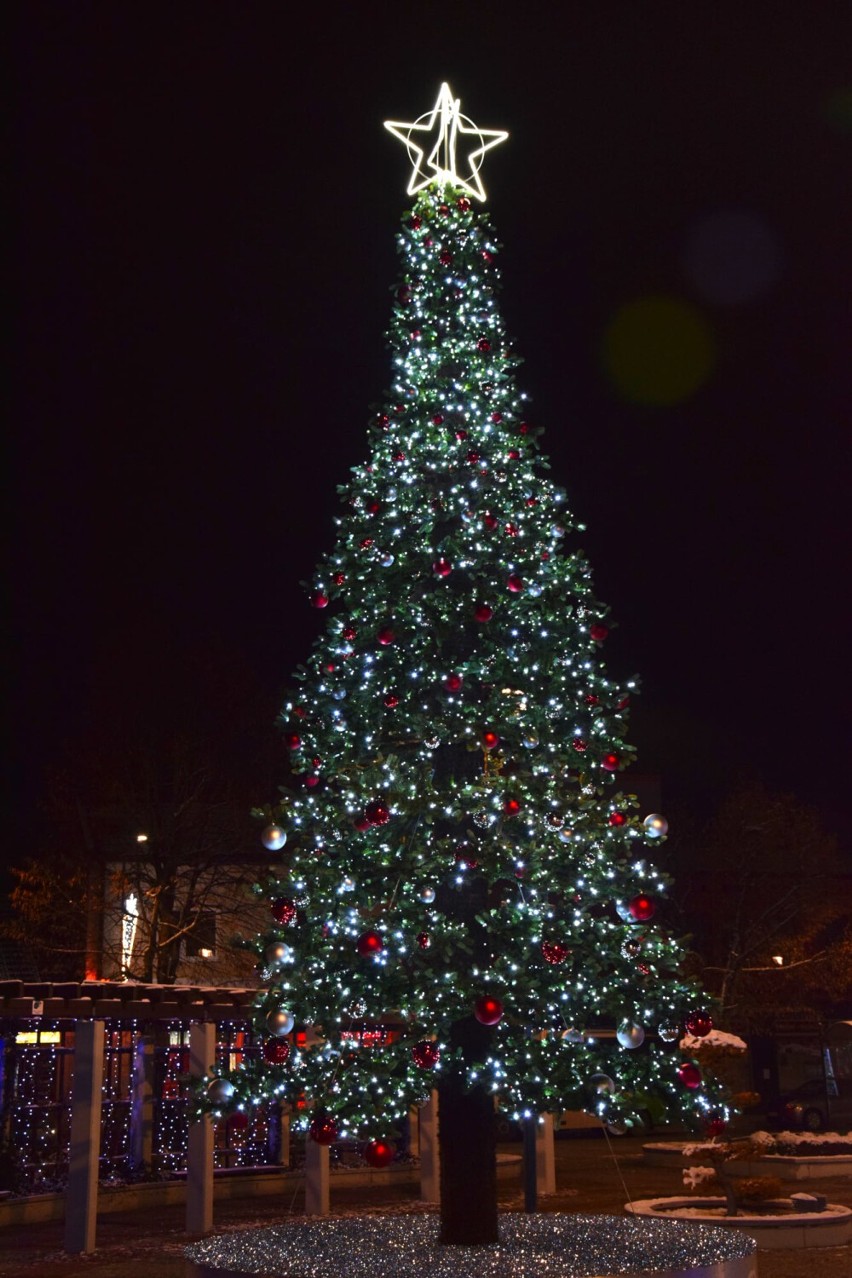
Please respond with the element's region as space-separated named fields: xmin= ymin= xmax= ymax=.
xmin=679 ymin=1130 xmax=852 ymax=1157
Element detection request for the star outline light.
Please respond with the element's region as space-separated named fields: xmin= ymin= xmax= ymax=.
xmin=384 ymin=82 xmax=508 ymax=202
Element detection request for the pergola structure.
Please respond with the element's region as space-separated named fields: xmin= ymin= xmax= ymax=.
xmin=0 ymin=981 xmax=461 ymax=1253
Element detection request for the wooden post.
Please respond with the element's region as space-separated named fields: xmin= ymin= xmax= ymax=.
xmin=535 ymin=1113 xmax=556 ymax=1195
xmin=278 ymin=1108 xmax=291 ymax=1167
xmin=65 ymin=1020 xmax=104 ymax=1254
xmin=304 ymin=1137 xmax=329 ymax=1215
xmin=186 ymin=1023 xmax=215 ymax=1236
xmin=129 ymin=1036 xmax=154 ymax=1170
xmin=408 ymin=1105 xmax=418 ymax=1156
xmin=418 ymin=1090 xmax=440 ymax=1203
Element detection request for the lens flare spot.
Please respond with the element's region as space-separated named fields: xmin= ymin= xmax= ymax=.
xmin=824 ymin=87 xmax=852 ymax=133
xmin=683 ymin=209 xmax=782 ymax=305
xmin=603 ymin=295 xmax=715 ymax=405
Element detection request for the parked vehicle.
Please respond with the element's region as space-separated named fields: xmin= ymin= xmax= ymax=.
xmin=765 ymin=1079 xmax=852 ymax=1132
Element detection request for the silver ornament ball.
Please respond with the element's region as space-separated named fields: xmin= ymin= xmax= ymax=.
xmin=643 ymin=813 xmax=669 ymax=838
xmin=561 ymin=1026 xmax=585 ymax=1044
xmin=264 ymin=941 xmax=293 ymax=968
xmin=206 ymin=1078 xmax=235 ymax=1104
xmin=617 ymin=1020 xmax=646 ymax=1050
xmin=473 ymin=809 xmax=495 ymax=828
xmin=658 ymin=1019 xmax=680 ymax=1043
xmin=261 ymin=824 xmax=287 ymax=851
xmin=419 ymin=885 xmax=436 ymax=904
xmin=589 ymin=1072 xmax=615 ymax=1096
xmin=266 ymin=1007 xmax=295 ymax=1037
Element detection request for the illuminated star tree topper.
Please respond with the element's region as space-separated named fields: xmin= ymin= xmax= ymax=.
xmin=384 ymin=82 xmax=508 ymax=202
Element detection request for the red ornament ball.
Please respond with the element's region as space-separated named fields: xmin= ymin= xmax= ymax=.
xmin=309 ymin=1112 xmax=339 ymax=1145
xmin=585 ymin=694 xmax=599 ymax=706
xmin=454 ymin=844 xmax=479 ymax=870
xmin=360 ymin=537 xmax=374 ymax=550
xmin=705 ymin=1115 xmax=727 ymax=1137
xmin=271 ymin=898 xmax=297 ymax=926
xmin=481 ymin=250 xmax=494 ymax=264
xmin=384 ymin=693 xmax=399 ymax=709
xmin=439 ymin=249 xmax=453 ymax=267
xmin=572 ymin=738 xmax=588 ymax=753
xmin=439 ymin=203 xmax=450 ymax=217
xmin=312 ymin=592 xmax=329 ymax=609
xmin=283 ymin=732 xmax=302 ymax=751
xmin=628 ymin=894 xmax=656 ymax=922
xmin=541 ymin=941 xmax=570 ymax=965
xmin=466 ymin=449 xmax=481 ymax=464
xmin=609 ymin=812 xmax=627 ymax=827
xmin=365 ymin=799 xmax=390 ymax=825
xmin=363 ymin=1138 xmax=395 ymax=1168
xmin=444 ymin=672 xmax=463 ymax=693
xmin=356 ymin=930 xmax=384 ymax=957
xmin=412 ymin=1040 xmax=440 ymax=1069
xmin=677 ymin=1061 xmax=702 ymax=1090
xmin=432 ymin=557 xmax=453 ymax=578
xmin=416 ymin=931 xmax=431 ymax=949
xmin=601 ymin=752 xmax=621 ymax=771
xmin=262 ymin=1039 xmax=291 ymax=1065
xmin=684 ymin=1010 xmax=713 ymax=1039
xmin=377 ymin=626 xmax=396 ymax=646
xmin=353 ymin=814 xmax=371 ymax=832
xmin=482 ymin=513 xmax=499 ymax=530
xmin=505 ymin=523 xmax=519 ymax=537
xmin=342 ymin=625 xmax=357 ymax=641
xmin=481 ymin=730 xmax=499 ymax=750
xmin=507 ymin=573 xmax=524 ymax=593
xmin=590 ymin=622 xmax=609 ymax=642
xmin=409 ymin=216 xmax=422 ymax=230
xmin=456 ymin=196 xmax=471 ymax=212
xmin=455 ymin=428 xmax=468 ymax=441
xmin=503 ymin=797 xmax=521 ymax=817
xmin=507 ymin=449 xmax=520 ymax=461
xmin=333 ymin=571 xmax=345 ymax=585
xmin=474 ymin=995 xmax=504 ymax=1026
xmin=474 ymin=603 xmax=493 ymax=623
xmin=477 ymin=338 xmax=491 ymax=352
xmin=304 ymin=773 xmax=320 ymax=789
xmin=491 ymin=411 xmax=503 ymax=423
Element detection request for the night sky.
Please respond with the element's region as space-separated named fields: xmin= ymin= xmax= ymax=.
xmin=9 ymin=4 xmax=851 ymax=869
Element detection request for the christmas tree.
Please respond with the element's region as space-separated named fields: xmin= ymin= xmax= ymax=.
xmin=203 ymin=85 xmax=725 ymax=1245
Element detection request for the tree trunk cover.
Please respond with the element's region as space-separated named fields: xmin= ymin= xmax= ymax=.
xmin=437 ymin=1016 xmax=498 ymax=1245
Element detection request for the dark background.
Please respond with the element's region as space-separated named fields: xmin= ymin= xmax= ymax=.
xmin=8 ymin=3 xmax=851 ymax=873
